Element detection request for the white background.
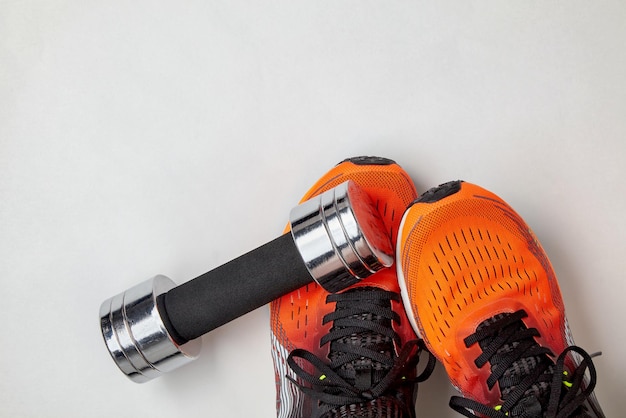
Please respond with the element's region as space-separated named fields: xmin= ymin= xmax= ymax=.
xmin=1 ymin=1 xmax=624 ymax=417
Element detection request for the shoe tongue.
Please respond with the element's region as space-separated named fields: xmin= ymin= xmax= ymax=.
xmin=323 ymin=288 xmax=409 ymax=418
xmin=328 ymin=311 xmax=393 ymax=390
xmin=476 ymin=314 xmax=553 ymax=417
xmin=327 ymin=288 xmax=395 ymax=389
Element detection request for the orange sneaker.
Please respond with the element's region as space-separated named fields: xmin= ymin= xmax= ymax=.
xmin=270 ymin=157 xmax=434 ymax=418
xmin=397 ymin=180 xmax=604 ymax=417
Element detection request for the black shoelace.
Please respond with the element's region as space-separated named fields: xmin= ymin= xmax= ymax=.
xmin=287 ymin=288 xmax=436 ymax=418
xmin=449 ymin=310 xmax=600 ymax=418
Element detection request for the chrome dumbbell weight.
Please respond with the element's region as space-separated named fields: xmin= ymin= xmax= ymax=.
xmin=99 ymin=180 xmax=394 ymax=383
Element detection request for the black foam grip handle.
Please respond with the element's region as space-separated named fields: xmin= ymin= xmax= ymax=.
xmin=160 ymin=233 xmax=312 ymax=344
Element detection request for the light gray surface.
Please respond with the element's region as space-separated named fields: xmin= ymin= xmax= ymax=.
xmin=1 ymin=2 xmax=624 ymax=417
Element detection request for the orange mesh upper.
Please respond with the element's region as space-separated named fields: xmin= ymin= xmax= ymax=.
xmin=296 ymin=162 xmax=417 ymax=245
xmin=398 ymin=181 xmax=568 ymax=406
xmin=271 ymin=158 xmax=418 ymax=357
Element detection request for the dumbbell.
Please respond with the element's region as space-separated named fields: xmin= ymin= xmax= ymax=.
xmin=99 ymin=180 xmax=394 ymax=383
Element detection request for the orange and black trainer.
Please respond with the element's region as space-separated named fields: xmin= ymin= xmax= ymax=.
xmin=397 ymin=180 xmax=604 ymax=418
xmin=270 ymin=157 xmax=435 ymax=418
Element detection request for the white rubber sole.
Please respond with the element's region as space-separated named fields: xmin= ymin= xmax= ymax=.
xmin=395 ymin=208 xmax=423 ymax=340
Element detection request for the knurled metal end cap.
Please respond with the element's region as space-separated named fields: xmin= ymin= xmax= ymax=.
xmin=99 ymin=275 xmax=202 ymax=383
xmin=289 ymin=180 xmax=394 ymax=293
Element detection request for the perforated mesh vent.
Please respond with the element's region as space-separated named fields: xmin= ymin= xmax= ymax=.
xmin=398 ymin=182 xmax=567 ymax=388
